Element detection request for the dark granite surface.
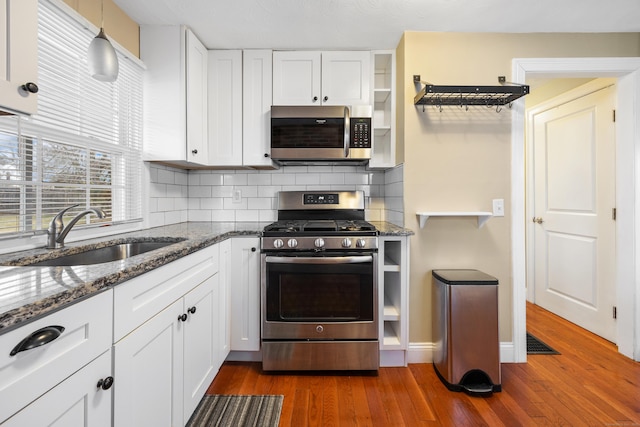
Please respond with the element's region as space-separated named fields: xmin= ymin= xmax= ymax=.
xmin=0 ymin=221 xmax=412 ymax=335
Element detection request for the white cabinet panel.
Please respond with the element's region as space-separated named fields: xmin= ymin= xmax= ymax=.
xmin=208 ymin=50 xmax=243 ymax=165
xmin=2 ymin=350 xmax=112 ymax=427
xmin=321 ymin=51 xmax=370 ymax=106
xmin=272 ymin=51 xmax=321 ymax=106
xmin=0 ymin=0 xmax=38 ymax=115
xmin=243 ymin=50 xmax=274 ymax=166
xmin=113 ymin=298 xmax=184 ymax=427
xmin=230 ymin=237 xmax=261 ymax=351
xmin=183 ymin=275 xmax=218 ymax=420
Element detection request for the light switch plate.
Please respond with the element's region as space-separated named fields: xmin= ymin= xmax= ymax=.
xmin=493 ymin=199 xmax=505 ymax=217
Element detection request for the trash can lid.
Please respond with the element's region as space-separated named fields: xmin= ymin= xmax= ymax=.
xmin=432 ymin=269 xmax=498 ymax=285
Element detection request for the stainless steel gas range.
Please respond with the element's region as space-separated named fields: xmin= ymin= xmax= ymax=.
xmin=261 ymin=191 xmax=379 ymax=371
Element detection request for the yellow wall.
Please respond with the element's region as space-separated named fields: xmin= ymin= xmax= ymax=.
xmin=63 ymin=0 xmax=139 ymax=57
xmin=398 ymin=32 xmax=640 ymax=345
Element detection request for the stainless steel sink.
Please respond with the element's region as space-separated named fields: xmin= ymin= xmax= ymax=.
xmin=25 ymin=240 xmax=185 ymax=266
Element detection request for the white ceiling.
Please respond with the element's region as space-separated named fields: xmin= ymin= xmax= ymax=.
xmin=113 ymin=0 xmax=640 ymax=51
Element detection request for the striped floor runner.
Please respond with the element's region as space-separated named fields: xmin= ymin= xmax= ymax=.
xmin=186 ymin=395 xmax=283 ymax=427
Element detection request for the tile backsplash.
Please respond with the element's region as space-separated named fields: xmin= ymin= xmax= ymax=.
xmin=147 ymin=163 xmax=404 ymax=228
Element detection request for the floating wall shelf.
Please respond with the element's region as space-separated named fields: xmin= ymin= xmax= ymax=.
xmin=416 ymin=211 xmax=493 ymax=229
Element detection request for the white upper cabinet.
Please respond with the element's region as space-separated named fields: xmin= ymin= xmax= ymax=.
xmin=208 ymin=50 xmax=243 ymax=165
xmin=242 ymin=50 xmax=274 ymax=167
xmin=273 ymin=51 xmax=370 ymax=106
xmin=207 ymin=50 xmax=275 ymax=168
xmin=0 ymin=0 xmax=39 ymax=115
xmin=141 ymin=26 xmax=208 ymax=166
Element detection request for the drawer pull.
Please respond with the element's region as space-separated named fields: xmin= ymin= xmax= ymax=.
xmin=178 ymin=313 xmax=188 ymax=322
xmin=10 ymin=325 xmax=65 ymax=356
xmin=187 ymin=306 xmax=197 ymax=315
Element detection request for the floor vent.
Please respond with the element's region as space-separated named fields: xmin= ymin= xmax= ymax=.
xmin=526 ymin=333 xmax=560 ymax=355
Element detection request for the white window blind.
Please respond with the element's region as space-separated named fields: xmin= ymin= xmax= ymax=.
xmin=0 ymin=0 xmax=143 ymax=237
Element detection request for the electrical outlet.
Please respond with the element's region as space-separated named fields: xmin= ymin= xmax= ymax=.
xmin=233 ymin=189 xmax=242 ymax=203
xmin=493 ymin=199 xmax=505 ymax=217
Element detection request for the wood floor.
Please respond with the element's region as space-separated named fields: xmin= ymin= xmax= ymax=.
xmin=206 ymin=303 xmax=640 ymax=426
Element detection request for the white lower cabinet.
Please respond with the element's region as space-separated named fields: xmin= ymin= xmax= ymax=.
xmin=3 ymin=350 xmax=113 ymax=427
xmin=113 ymin=298 xmax=183 ymax=427
xmin=112 ymin=243 xmax=222 ymax=426
xmin=230 ymin=237 xmax=261 ymax=352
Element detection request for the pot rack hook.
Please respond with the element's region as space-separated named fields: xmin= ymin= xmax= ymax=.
xmin=496 ymin=104 xmax=502 ymax=113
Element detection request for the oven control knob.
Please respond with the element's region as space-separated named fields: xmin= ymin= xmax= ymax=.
xmin=273 ymin=239 xmax=284 ymax=249
xmin=287 ymin=238 xmax=298 ymax=248
xmin=316 ymin=325 xmax=324 ymax=333
xmin=341 ymin=238 xmax=352 ymax=248
xmin=314 ymin=238 xmax=325 ymax=248
xmin=356 ymin=239 xmax=367 ymax=248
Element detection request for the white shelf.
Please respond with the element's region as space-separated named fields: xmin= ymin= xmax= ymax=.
xmin=383 ymin=302 xmax=400 ymax=321
xmin=416 ymin=211 xmax=493 ymax=229
xmin=383 ymin=323 xmax=401 ymax=347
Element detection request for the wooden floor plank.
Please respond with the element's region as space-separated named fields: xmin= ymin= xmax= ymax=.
xmin=205 ymin=303 xmax=640 ymax=426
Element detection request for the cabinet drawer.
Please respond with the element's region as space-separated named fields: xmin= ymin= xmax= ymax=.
xmin=0 ymin=290 xmax=113 ymax=423
xmin=113 ymin=244 xmax=219 ymax=342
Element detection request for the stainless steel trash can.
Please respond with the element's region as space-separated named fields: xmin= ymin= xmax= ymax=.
xmin=432 ymin=269 xmax=501 ymax=394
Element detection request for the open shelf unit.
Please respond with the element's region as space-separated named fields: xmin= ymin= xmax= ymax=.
xmin=378 ymin=235 xmax=409 ymax=366
xmin=369 ymin=51 xmax=396 ymax=168
xmin=416 ymin=211 xmax=493 ymax=228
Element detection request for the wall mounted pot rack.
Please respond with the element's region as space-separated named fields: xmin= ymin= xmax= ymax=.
xmin=413 ymin=75 xmax=529 ymax=111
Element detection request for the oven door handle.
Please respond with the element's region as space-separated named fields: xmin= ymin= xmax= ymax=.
xmin=265 ymin=255 xmax=372 ymax=265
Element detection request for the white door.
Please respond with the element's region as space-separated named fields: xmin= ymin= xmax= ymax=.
xmin=531 ymin=81 xmax=616 ymax=341
xmin=3 ymin=351 xmax=112 ymax=427
xmin=321 ymin=51 xmax=371 ymax=106
xmin=183 ymin=275 xmax=218 ymax=423
xmin=0 ymin=0 xmax=38 ymax=115
xmin=272 ymin=51 xmax=321 ymax=105
xmin=113 ymin=299 xmax=184 ymax=427
xmin=186 ymin=28 xmax=208 ymax=164
xmin=230 ymin=237 xmax=261 ymax=351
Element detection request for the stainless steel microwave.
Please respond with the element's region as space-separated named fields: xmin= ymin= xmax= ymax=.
xmin=270 ymin=105 xmax=372 ymax=164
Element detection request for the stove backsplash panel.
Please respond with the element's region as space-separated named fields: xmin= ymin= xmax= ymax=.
xmin=147 ymin=163 xmax=404 ymax=228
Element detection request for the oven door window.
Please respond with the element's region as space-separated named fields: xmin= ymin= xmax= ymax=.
xmin=265 ymin=258 xmax=374 ymax=322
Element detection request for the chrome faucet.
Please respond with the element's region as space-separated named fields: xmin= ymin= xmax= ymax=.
xmin=47 ymin=204 xmax=106 ymax=249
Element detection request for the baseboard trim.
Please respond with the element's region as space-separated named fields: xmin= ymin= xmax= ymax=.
xmin=407 ymin=341 xmax=516 ymax=364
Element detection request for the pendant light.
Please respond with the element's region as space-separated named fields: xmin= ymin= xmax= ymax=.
xmin=87 ymin=0 xmax=119 ymax=82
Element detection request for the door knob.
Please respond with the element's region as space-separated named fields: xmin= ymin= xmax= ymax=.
xmin=532 ymin=217 xmax=544 ymax=224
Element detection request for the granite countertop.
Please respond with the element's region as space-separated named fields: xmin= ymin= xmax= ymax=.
xmin=0 ymin=221 xmax=413 ymax=335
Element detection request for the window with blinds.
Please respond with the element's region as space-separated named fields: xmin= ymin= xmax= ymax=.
xmin=0 ymin=0 xmax=143 ymax=237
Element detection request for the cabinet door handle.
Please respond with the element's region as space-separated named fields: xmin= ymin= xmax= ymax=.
xmin=187 ymin=306 xmax=197 ymax=315
xmin=312 ymin=96 xmax=318 ymax=102
xmin=323 ymin=96 xmax=328 ymax=102
xmin=178 ymin=313 xmax=188 ymax=322
xmin=264 ymin=153 xmax=269 ymax=158
xmin=251 ymin=247 xmax=256 ymax=252
xmin=21 ymin=82 xmax=39 ymax=94
xmin=10 ymin=325 xmax=65 ymax=356
xmin=191 ymin=149 xmax=198 ymax=155
xmin=97 ymin=376 xmax=114 ymax=390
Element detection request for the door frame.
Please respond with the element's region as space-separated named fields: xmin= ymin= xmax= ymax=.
xmin=511 ymin=57 xmax=640 ymax=363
